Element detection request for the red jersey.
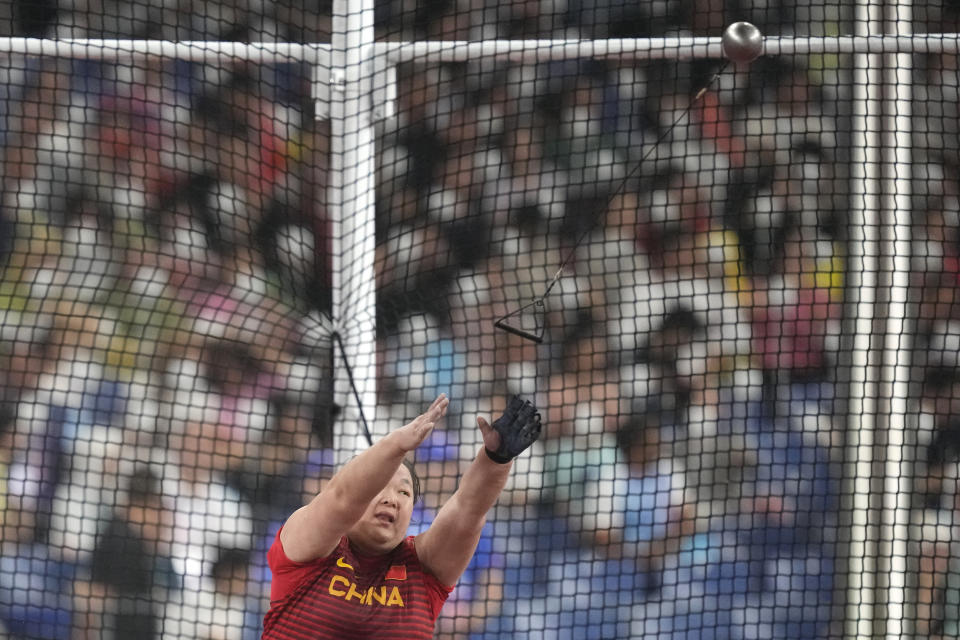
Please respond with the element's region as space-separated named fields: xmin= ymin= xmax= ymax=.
xmin=262 ymin=531 xmax=453 ymax=639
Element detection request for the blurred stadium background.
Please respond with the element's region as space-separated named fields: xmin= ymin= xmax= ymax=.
xmin=0 ymin=0 xmax=958 ymax=638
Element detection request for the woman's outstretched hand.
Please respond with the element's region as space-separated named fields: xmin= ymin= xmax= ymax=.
xmin=392 ymin=394 xmax=449 ymax=452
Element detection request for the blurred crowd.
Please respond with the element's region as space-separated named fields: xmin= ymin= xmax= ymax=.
xmin=0 ymin=0 xmax=958 ymax=639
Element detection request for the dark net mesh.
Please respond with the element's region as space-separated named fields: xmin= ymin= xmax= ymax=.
xmin=0 ymin=1 xmax=956 ymax=639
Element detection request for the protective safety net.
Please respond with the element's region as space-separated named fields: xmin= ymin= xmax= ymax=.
xmin=0 ymin=1 xmax=957 ymax=639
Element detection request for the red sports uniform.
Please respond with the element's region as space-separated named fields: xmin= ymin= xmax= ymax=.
xmin=262 ymin=531 xmax=453 ymax=639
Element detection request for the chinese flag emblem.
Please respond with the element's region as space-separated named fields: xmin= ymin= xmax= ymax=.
xmin=385 ymin=565 xmax=407 ymax=581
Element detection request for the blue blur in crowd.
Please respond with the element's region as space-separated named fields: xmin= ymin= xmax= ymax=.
xmin=473 ymin=389 xmax=838 ymax=640
xmin=634 ymin=396 xmax=838 ymax=640
xmin=639 ymin=528 xmax=834 ymax=640
xmin=623 ymin=471 xmax=676 ymax=547
xmin=34 ymin=380 xmax=128 ymax=521
xmin=0 ymin=547 xmax=75 ymax=639
xmin=472 ymin=511 xmax=656 ymax=640
xmin=394 ymin=337 xmax=463 ymax=399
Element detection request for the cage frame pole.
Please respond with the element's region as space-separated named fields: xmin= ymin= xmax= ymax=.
xmin=325 ymin=0 xmax=379 ymax=462
xmin=373 ymin=34 xmax=960 ymax=62
xmin=0 ymin=37 xmax=326 ymax=60
xmin=879 ymin=2 xmax=915 ymax=637
xmin=3 ymin=34 xmax=960 ymax=62
xmin=844 ymin=1 xmax=886 ymax=637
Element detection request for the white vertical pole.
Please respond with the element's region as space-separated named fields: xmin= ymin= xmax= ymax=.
xmin=326 ymin=0 xmax=379 ymax=462
xmin=881 ymin=0 xmax=914 ymax=635
xmin=845 ymin=0 xmax=884 ymax=637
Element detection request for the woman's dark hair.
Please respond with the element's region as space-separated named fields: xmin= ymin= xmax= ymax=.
xmin=401 ymin=458 xmax=421 ymax=504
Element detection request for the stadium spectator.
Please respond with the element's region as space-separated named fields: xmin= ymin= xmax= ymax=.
xmin=161 ymin=547 xmax=260 ymax=640
xmin=158 ymin=414 xmax=256 ymax=595
xmin=79 ymin=467 xmax=178 ymax=640
xmin=0 ymin=456 xmax=74 ymax=640
xmin=915 ymin=420 xmax=960 ymax=637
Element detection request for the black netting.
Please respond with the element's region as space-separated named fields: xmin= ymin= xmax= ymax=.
xmin=0 ymin=1 xmax=957 ymax=639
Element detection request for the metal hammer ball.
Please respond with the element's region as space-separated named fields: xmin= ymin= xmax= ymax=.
xmin=721 ymin=21 xmax=763 ymax=64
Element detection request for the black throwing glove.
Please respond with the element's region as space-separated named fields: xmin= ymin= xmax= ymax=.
xmin=485 ymin=395 xmax=542 ymax=464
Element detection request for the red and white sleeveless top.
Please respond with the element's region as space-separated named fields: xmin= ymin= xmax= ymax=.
xmin=262 ymin=531 xmax=452 ymax=639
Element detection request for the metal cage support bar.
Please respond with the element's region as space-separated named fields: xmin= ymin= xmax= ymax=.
xmin=2 ymin=33 xmax=960 ymax=62
xmin=0 ymin=37 xmax=328 ymax=60
xmin=845 ymin=8 xmax=885 ymax=633
xmin=880 ymin=3 xmax=916 ymax=637
xmin=839 ymin=3 xmax=915 ymax=639
xmin=375 ymin=33 xmax=960 ymax=62
xmin=326 ymin=0 xmax=380 ymax=461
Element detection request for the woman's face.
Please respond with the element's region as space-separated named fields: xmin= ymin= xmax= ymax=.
xmin=347 ymin=464 xmax=416 ymax=555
